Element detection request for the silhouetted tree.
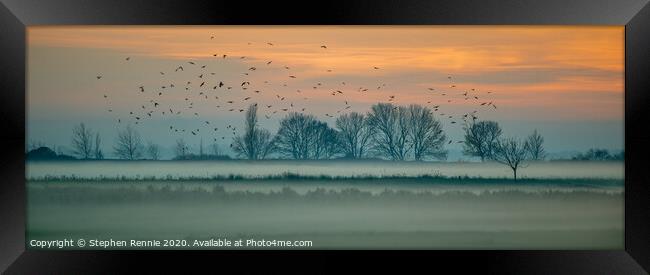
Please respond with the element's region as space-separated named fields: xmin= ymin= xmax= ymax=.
xmin=232 ymin=104 xmax=275 ymax=159
xmin=524 ymin=129 xmax=545 ymax=160
xmin=275 ymin=112 xmax=338 ymax=159
xmin=113 ymin=125 xmax=144 ymax=160
xmin=174 ymin=138 xmax=189 ymax=159
xmin=366 ymin=103 xmax=411 ymax=160
xmin=463 ymin=120 xmax=502 ymax=161
xmin=407 ymin=104 xmax=447 ymax=161
xmin=336 ymin=112 xmax=374 ymax=159
xmin=71 ymin=123 xmax=94 ymax=159
xmin=94 ymin=132 xmax=104 ymax=159
xmin=146 ymin=141 xmax=161 ymax=160
xmin=493 ymin=137 xmax=529 ymax=181
xmin=254 ymin=129 xmax=276 ymax=159
xmin=311 ymin=121 xmax=341 ymax=159
xmin=275 ymin=112 xmax=313 ymax=159
xmin=199 ymin=138 xmax=204 ymax=158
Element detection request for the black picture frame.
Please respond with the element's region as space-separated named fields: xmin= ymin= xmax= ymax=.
xmin=1 ymin=0 xmax=649 ymax=273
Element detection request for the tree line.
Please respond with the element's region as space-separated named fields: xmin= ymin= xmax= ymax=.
xmin=227 ymin=103 xmax=550 ymax=180
xmin=53 ymin=102 xmax=630 ymax=180
xmin=231 ymin=103 xmax=448 ymax=161
xmin=65 ymin=123 xmax=229 ymax=161
xmin=64 ymin=103 xmax=543 ymax=168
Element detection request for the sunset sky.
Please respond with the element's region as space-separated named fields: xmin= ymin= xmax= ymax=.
xmin=27 ymin=26 xmax=624 ymax=159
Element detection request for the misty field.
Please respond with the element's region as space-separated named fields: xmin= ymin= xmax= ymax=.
xmin=27 ymin=160 xmax=623 ymax=249
xmin=27 ymin=160 xmax=623 ymax=180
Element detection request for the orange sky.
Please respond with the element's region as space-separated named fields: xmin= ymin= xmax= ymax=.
xmin=26 ymin=26 xmax=624 ymax=154
xmin=27 ymin=26 xmax=624 ymax=118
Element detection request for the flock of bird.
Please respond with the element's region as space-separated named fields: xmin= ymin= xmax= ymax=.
xmin=98 ymin=36 xmax=499 ymax=147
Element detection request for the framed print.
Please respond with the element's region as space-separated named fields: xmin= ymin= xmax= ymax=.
xmin=1 ymin=0 xmax=649 ymax=273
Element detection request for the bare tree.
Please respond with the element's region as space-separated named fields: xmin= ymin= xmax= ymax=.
xmin=275 ymin=112 xmax=313 ymax=159
xmin=366 ymin=103 xmax=410 ymax=160
xmin=94 ymin=132 xmax=104 ymax=159
xmin=199 ymin=138 xmax=204 ymax=158
xmin=174 ymin=138 xmax=189 ymax=159
xmin=146 ymin=141 xmax=161 ymax=160
xmin=256 ymin=128 xmax=276 ymax=159
xmin=336 ymin=112 xmax=374 ymax=159
xmin=462 ymin=120 xmax=502 ymax=161
xmin=311 ymin=121 xmax=340 ymax=159
xmin=232 ymin=104 xmax=275 ymax=159
xmin=493 ymin=137 xmax=529 ymax=181
xmin=71 ymin=123 xmax=94 ymax=159
xmin=113 ymin=125 xmax=144 ymax=160
xmin=407 ymin=104 xmax=447 ymax=161
xmin=274 ymin=112 xmax=338 ymax=159
xmin=524 ymin=129 xmax=546 ymax=160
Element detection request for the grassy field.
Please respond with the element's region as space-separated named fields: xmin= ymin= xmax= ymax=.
xmin=26 ymin=160 xmax=624 ymax=180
